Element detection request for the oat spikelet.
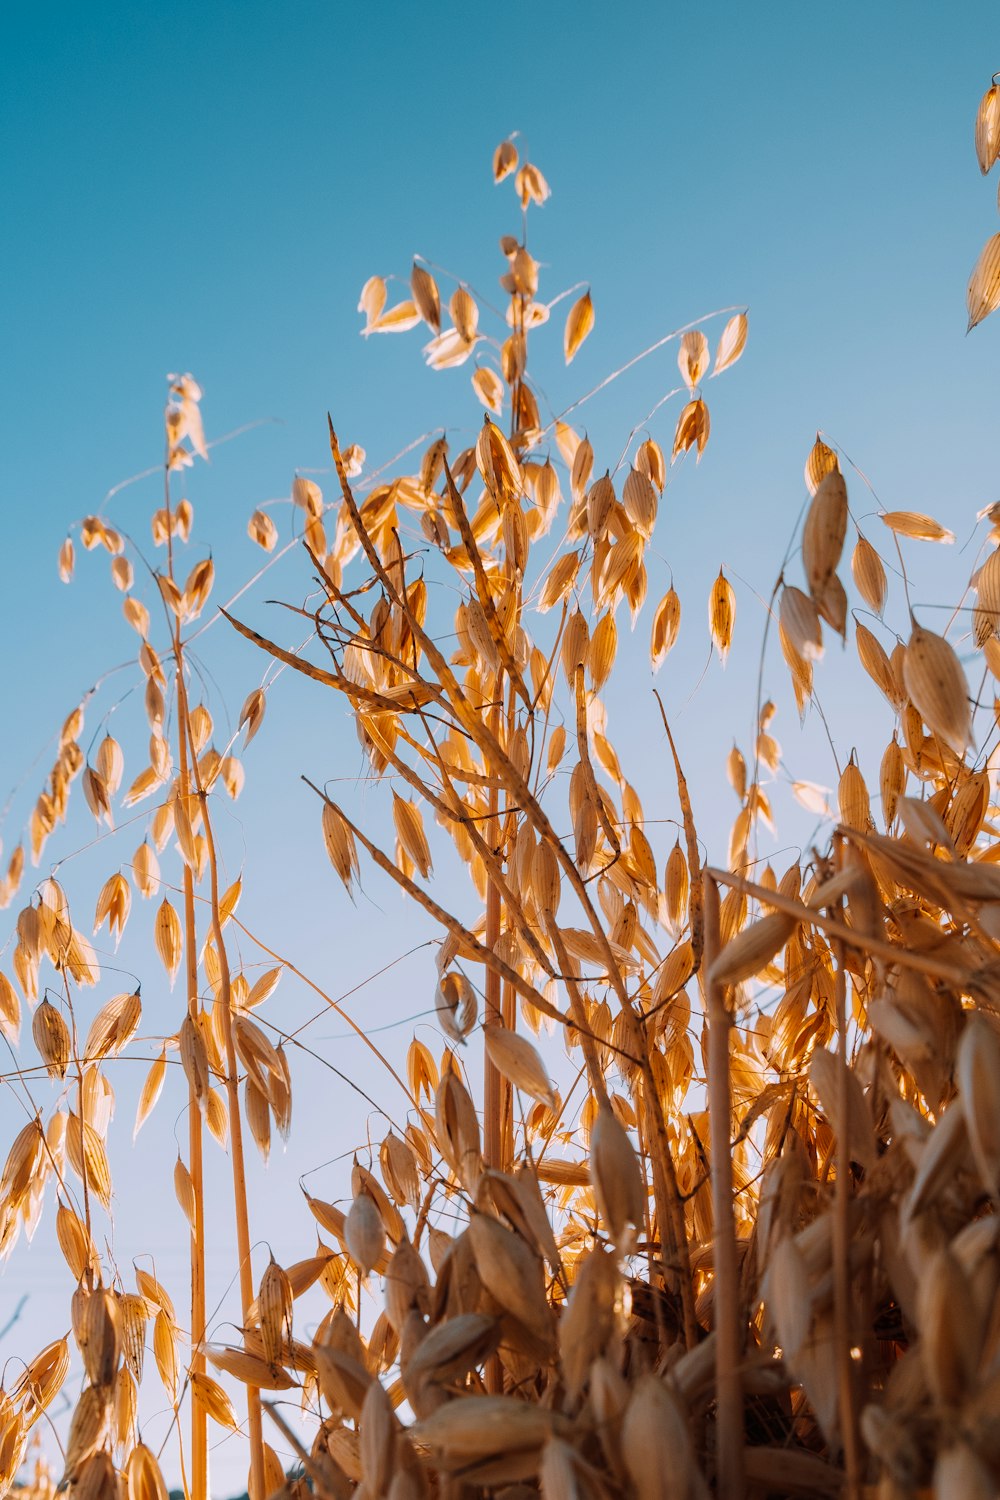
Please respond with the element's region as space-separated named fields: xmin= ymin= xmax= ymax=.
xmin=709 ymin=569 xmax=735 ymax=663
xmin=564 ymin=290 xmax=594 ymax=364
xmin=153 ymin=897 xmax=182 ymax=986
xmin=392 ymin=794 xmax=433 ymax=879
xmin=968 ymin=233 xmax=1000 ymax=330
xmin=590 ymin=1103 xmax=645 ymax=1251
xmin=483 ymin=1024 xmax=555 ymax=1109
xmin=902 ymin=622 xmax=973 ymax=757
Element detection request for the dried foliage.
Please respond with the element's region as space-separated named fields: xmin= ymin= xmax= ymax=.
xmin=2 ymin=86 xmax=1000 ymax=1500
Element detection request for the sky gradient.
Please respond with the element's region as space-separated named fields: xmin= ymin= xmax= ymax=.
xmin=3 ymin=3 xmax=999 ymax=1492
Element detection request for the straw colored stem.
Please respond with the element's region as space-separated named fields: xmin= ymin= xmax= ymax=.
xmin=175 ymin=679 xmax=207 ymax=1500
xmin=166 ymin=446 xmax=208 ymax=1500
xmin=830 ymin=844 xmax=862 ymax=1497
xmin=483 ymin=699 xmax=505 ymax=1395
xmin=704 ymin=875 xmax=744 ymax=1499
xmin=189 ymin=751 xmax=265 ymax=1500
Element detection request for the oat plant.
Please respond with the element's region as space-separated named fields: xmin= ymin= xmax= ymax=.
xmin=3 ymin=77 xmax=1000 ymax=1500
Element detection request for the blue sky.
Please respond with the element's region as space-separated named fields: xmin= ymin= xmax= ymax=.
xmin=2 ymin=2 xmax=999 ymax=1492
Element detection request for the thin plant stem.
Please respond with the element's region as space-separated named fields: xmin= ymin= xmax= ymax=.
xmin=186 ymin=729 xmax=265 ymax=1500
xmin=703 ymin=875 xmax=744 ymax=1499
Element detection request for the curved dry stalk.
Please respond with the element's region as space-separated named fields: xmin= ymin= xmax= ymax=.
xmin=303 ymin=780 xmax=568 ymax=1029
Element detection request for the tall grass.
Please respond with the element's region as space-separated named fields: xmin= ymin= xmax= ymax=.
xmin=4 ymin=80 xmax=1000 ymax=1500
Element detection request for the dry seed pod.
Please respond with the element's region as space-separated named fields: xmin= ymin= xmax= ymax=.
xmin=590 ymin=1104 xmax=645 ymax=1249
xmin=664 ymin=842 xmax=689 ymax=933
xmin=902 ymin=622 xmax=973 ymax=757
xmin=435 ymin=1071 xmax=482 ymax=1192
xmin=78 ymin=1288 xmax=121 ymax=1387
xmin=539 ymin=552 xmax=580 ymax=613
xmin=946 ymin=768 xmax=989 ymax=855
xmin=564 ymin=290 xmax=594 ymax=364
xmin=321 ymin=801 xmax=358 ymax=891
xmin=532 ymin=840 xmax=561 ymax=918
xmin=381 ymin=1132 xmax=420 ymax=1212
xmin=727 ymin=744 xmax=747 ymax=802
xmin=558 ymin=1246 xmax=621 ymax=1401
xmin=586 ymin=473 xmax=616 ymax=539
xmin=804 ymin=434 xmax=839 ymax=496
xmin=975 ymin=545 xmax=1000 ymax=638
xmin=154 ymin=897 xmax=182 ymax=986
xmin=808 ymin=1048 xmax=876 ymax=1170
xmin=62 ymin=1384 xmax=110 ymax=1481
xmin=569 ymin=435 xmax=594 ymax=500
xmin=73 ymin=1450 xmax=116 ymax=1500
xmin=383 ymin=1237 xmax=430 ymax=1335
xmin=134 ymin=1048 xmax=166 ymax=1138
xmin=650 ymin=587 xmax=681 ymax=670
xmin=851 ymin=534 xmax=887 ymax=614
xmin=968 ymin=233 xmax=1000 ymax=330
xmin=18 ymin=1335 xmax=70 ymax=1415
xmin=411 ymin=1394 xmax=567 ymax=1467
xmin=472 ymin=366 xmax=504 ymax=414
xmin=917 ymin=1248 xmax=980 ymax=1409
xmin=622 ymin=467 xmax=657 ymax=537
xmin=881 ymin=509 xmax=954 ymax=544
xmin=483 ymin=1024 xmax=555 ymax=1109
xmin=709 ymin=569 xmax=735 ymax=662
xmin=493 ymin=139 xmax=518 ymax=181
xmin=435 ymin=970 xmax=477 ymax=1043
xmin=677 ymin=329 xmax=709 ymax=390
xmin=392 ymin=795 xmax=432 ymax=879
xmin=588 ymin=612 xmax=617 ymax=690
xmin=855 ymin=621 xmax=905 ymax=711
xmin=33 ymin=999 xmax=70 ymax=1078
xmin=802 ymin=469 xmax=847 ymax=602
xmin=56 ymin=1202 xmax=97 ymax=1280
xmin=976 ymin=82 xmax=1000 ymax=172
xmin=779 ymin=585 xmax=823 ymax=662
xmin=65 ymin=1115 xmax=112 ymax=1207
xmin=179 ymin=1014 xmax=210 ymax=1107
xmin=359 ymin=1377 xmax=397 ymax=1496
xmin=0 ymin=971 xmax=20 ymax=1046
xmin=127 ymin=1443 xmax=169 ymax=1500
xmin=956 ymin=1015 xmax=1000 ymax=1198
xmin=207 ymin=1345 xmax=296 ymax=1390
xmin=248 ymin=508 xmax=278 ymax=551
xmin=622 ymin=1375 xmax=701 ymax=1500
xmin=410 ymin=262 xmax=440 ymax=332
xmin=635 ymin=437 xmax=666 ymax=492
xmin=132 ymin=840 xmax=159 ymax=898
xmin=93 ymin=874 xmax=131 ymax=943
xmin=468 ymin=1211 xmax=553 ymax=1345
xmin=85 ymin=989 xmax=141 ymax=1061
xmin=714 ymin=311 xmax=748 ymax=374
xmin=672 ymin=397 xmax=709 ymax=460
xmin=258 ymin=1258 xmax=294 ymax=1365
xmin=879 ymin=734 xmax=905 ymax=828
xmin=708 ymin=910 xmax=797 ymax=988
xmin=345 ymin=1192 xmax=385 ymax=1276
xmin=838 ymin=757 xmax=872 ymax=831
xmin=191 ymin=1371 xmax=239 ymax=1431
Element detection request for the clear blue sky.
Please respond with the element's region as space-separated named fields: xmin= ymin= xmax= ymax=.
xmin=2 ymin=3 xmax=998 ymax=1492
